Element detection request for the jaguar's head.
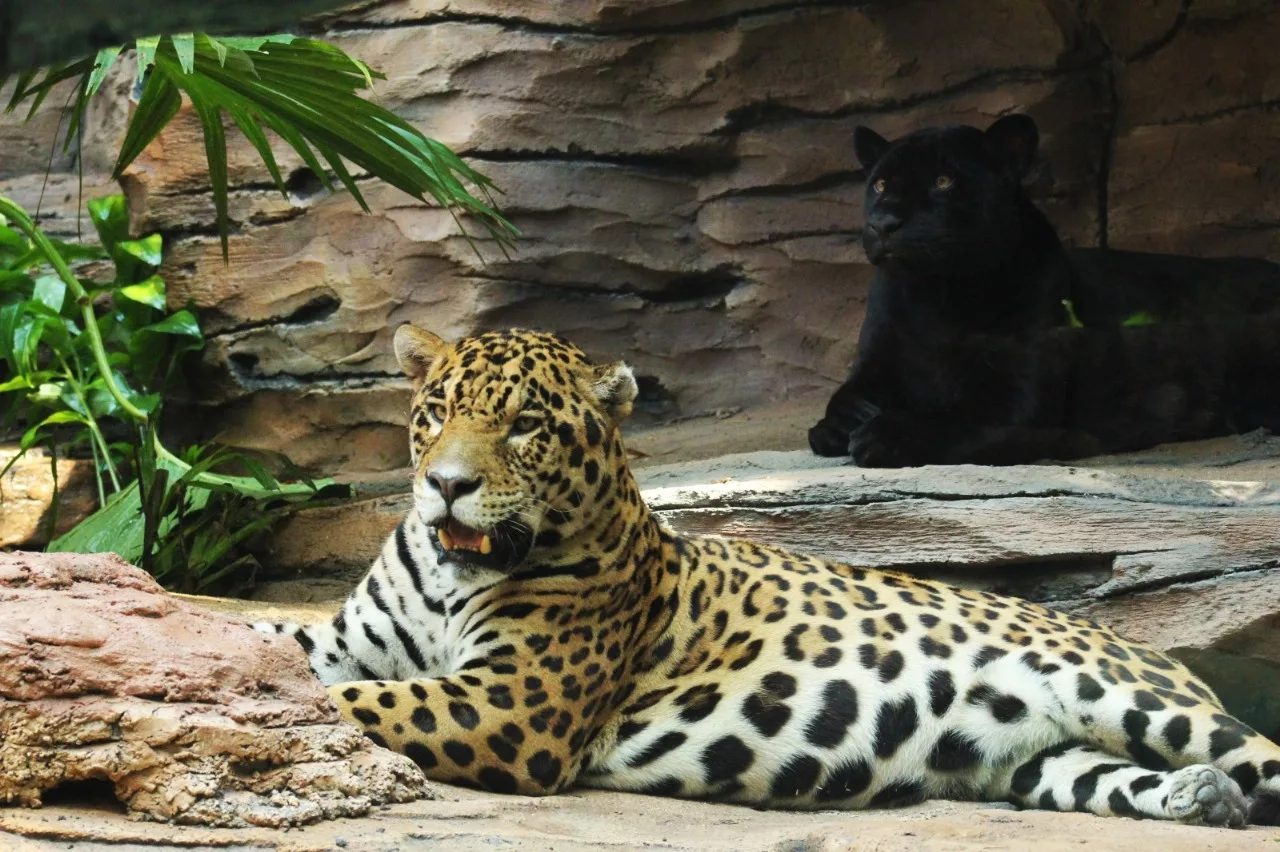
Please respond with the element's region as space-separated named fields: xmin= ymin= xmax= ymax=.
xmin=394 ymin=325 xmax=638 ymax=576
xmin=855 ymin=114 xmax=1041 ymax=276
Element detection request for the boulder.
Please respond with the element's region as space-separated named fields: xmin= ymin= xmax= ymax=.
xmin=0 ymin=551 xmax=429 ymax=827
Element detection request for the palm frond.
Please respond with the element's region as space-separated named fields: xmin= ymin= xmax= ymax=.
xmin=5 ymin=33 xmax=517 ymax=259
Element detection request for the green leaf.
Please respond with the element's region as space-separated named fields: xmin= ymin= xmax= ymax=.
xmin=136 ymin=36 xmax=160 ymax=78
xmin=172 ymin=34 xmax=197 ymax=75
xmin=88 ymin=194 xmax=129 ymax=252
xmin=33 ymin=381 xmax=66 ymax=404
xmin=116 ymin=275 xmax=167 ymax=310
xmin=181 ymin=75 xmax=231 ymax=259
xmin=1121 ymin=310 xmax=1157 ymax=327
xmin=112 ymin=69 xmax=182 ymax=180
xmin=0 ymin=375 xmax=32 ymax=393
xmin=87 ymin=47 xmax=123 ymax=97
xmin=49 ymin=480 xmax=148 ymax=560
xmin=32 ymin=275 xmax=66 ymax=312
xmin=20 ymin=410 xmax=86 ymax=450
xmin=1060 ymin=298 xmax=1084 ymax=330
xmin=138 ymin=309 xmax=202 ymax=340
xmin=116 ymin=234 xmax=164 ymax=268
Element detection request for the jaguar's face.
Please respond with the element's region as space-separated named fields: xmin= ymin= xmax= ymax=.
xmin=395 ymin=325 xmax=637 ymax=576
xmin=856 ymin=114 xmax=1040 ymax=276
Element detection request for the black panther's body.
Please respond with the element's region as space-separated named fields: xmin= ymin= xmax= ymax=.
xmin=810 ymin=115 xmax=1280 ymax=467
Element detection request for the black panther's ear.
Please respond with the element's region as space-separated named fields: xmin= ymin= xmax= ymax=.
xmin=854 ymin=126 xmax=891 ymax=170
xmin=984 ymin=114 xmax=1039 ymax=178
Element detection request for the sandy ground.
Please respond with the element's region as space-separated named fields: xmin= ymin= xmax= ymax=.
xmin=3 ymin=789 xmax=1278 ymax=851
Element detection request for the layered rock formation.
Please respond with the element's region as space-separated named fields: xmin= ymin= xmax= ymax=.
xmin=4 ymin=1 xmax=1279 ymax=476
xmin=0 ymin=551 xmax=429 ymax=826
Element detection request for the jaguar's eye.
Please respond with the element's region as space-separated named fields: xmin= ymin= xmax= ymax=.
xmin=426 ymin=402 xmax=447 ymax=424
xmin=934 ymin=174 xmax=954 ymax=191
xmin=872 ymin=178 xmax=886 ymax=194
xmin=511 ymin=414 xmax=541 ymax=435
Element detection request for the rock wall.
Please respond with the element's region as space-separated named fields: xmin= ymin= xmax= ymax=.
xmin=3 ymin=1 xmax=1280 ymax=475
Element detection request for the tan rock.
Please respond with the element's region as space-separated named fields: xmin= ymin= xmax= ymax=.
xmin=3 ymin=0 xmax=1279 ymax=480
xmin=1115 ymin=3 xmax=1280 ymax=128
xmin=0 ymin=551 xmax=428 ymax=826
xmin=0 ymin=445 xmax=97 ymax=549
xmin=1108 ymin=112 xmax=1280 ymax=259
xmin=1074 ymin=570 xmax=1280 ymax=664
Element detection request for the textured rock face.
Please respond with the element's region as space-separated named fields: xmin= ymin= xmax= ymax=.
xmin=2 ymin=2 xmax=1279 ymax=475
xmin=0 ymin=445 xmax=97 ymax=549
xmin=0 ymin=551 xmax=429 ymax=827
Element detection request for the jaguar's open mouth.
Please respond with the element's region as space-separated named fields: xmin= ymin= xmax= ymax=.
xmin=431 ymin=516 xmax=534 ymax=572
xmin=437 ymin=518 xmax=493 ymax=555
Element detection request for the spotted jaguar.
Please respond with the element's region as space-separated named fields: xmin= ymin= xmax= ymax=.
xmin=262 ymin=325 xmax=1280 ymax=827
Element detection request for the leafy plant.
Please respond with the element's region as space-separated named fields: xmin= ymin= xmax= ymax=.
xmin=0 ymin=193 xmax=338 ymax=593
xmin=1 ymin=194 xmax=199 ymax=502
xmin=3 ymin=33 xmax=518 ymax=257
xmin=1 ymin=28 xmax=514 ymax=592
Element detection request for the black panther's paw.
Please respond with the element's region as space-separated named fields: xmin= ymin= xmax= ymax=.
xmin=808 ymin=419 xmax=851 ymax=457
xmin=847 ymin=413 xmax=930 ymax=468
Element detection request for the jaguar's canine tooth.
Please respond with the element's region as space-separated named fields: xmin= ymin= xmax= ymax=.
xmin=479 ymin=534 xmax=492 ymax=555
xmin=438 ymin=527 xmax=454 ymax=550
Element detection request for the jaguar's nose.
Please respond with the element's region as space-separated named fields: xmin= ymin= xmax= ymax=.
xmin=426 ymin=472 xmax=482 ymax=504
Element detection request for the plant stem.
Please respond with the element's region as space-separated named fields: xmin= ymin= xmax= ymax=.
xmin=0 ymin=195 xmax=149 ymax=423
xmin=55 ymin=352 xmax=122 ymax=493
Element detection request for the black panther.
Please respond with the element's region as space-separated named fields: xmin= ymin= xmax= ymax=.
xmin=810 ymin=115 xmax=1280 ymax=467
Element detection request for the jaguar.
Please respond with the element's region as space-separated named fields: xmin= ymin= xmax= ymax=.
xmin=263 ymin=325 xmax=1280 ymax=827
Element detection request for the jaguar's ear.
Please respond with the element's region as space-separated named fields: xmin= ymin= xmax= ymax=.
xmin=394 ymin=324 xmax=446 ymax=383
xmin=590 ymin=361 xmax=638 ymax=423
xmin=854 ymin=126 xmax=891 ymax=170
xmin=984 ymin=114 xmax=1039 ymax=178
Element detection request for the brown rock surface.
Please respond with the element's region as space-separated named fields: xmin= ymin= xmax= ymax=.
xmin=0 ymin=445 xmax=97 ymax=549
xmin=0 ymin=551 xmax=429 ymax=827
xmin=5 ymin=2 xmax=1279 ymax=476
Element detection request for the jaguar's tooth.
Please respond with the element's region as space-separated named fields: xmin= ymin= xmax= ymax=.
xmin=438 ymin=528 xmax=454 ymax=550
xmin=479 ymin=534 xmax=492 ymax=555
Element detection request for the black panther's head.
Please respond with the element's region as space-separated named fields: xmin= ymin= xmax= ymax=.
xmin=856 ymin=114 xmax=1040 ymax=276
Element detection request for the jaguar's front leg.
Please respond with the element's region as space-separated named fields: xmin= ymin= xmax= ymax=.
xmin=331 ymin=647 xmax=610 ymax=795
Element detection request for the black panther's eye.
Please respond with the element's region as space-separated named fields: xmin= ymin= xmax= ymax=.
xmin=511 ymin=413 xmax=542 ymax=435
xmin=872 ymin=179 xmax=886 ymax=194
xmin=934 ymin=174 xmax=954 ymax=191
xmin=426 ymin=402 xmax=447 ymax=424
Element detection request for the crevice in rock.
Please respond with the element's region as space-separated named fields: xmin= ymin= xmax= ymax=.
xmin=464 ymin=147 xmax=736 ymax=177
xmin=286 ymin=166 xmax=326 ymax=202
xmin=318 ymin=0 xmax=871 ymax=40
xmin=39 ymin=777 xmax=124 ymax=812
xmin=699 ymin=170 xmax=864 ymax=204
xmin=1147 ymin=95 xmax=1280 ymax=129
xmin=723 ymin=228 xmax=862 ymax=248
xmin=633 ymin=374 xmax=679 ymax=420
xmin=208 ymin=291 xmax=343 ymax=338
xmin=465 ymin=267 xmax=746 ymax=306
xmin=716 ymin=66 xmax=1074 ymax=137
xmin=643 ymin=268 xmax=742 ymax=303
xmin=893 ymin=553 xmax=1116 ymax=603
xmin=225 ymin=369 xmax=403 ymax=392
xmin=1100 ymin=560 xmax=1280 ymax=599
xmin=1127 ymin=0 xmax=1191 ymax=62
